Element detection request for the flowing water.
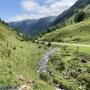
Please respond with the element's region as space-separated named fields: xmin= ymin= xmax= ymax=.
xmin=37 ymin=48 xmax=62 ymax=90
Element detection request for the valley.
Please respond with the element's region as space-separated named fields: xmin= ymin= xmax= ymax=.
xmin=0 ymin=22 xmax=55 ymax=90
xmin=0 ymin=0 xmax=90 ymax=90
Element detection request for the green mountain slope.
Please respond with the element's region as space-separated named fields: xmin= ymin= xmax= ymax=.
xmin=41 ymin=19 xmax=90 ymax=44
xmin=0 ymin=22 xmax=54 ymax=90
xmin=9 ymin=16 xmax=56 ymax=36
xmin=40 ymin=0 xmax=90 ymax=43
xmin=53 ymin=0 xmax=90 ymax=27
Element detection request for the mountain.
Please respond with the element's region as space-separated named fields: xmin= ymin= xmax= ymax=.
xmin=0 ymin=21 xmax=55 ymax=90
xmin=9 ymin=19 xmax=37 ymax=33
xmin=30 ymin=16 xmax=56 ymax=35
xmin=41 ymin=19 xmax=90 ymax=43
xmin=9 ymin=16 xmax=56 ymax=36
xmin=40 ymin=1 xmax=90 ymax=89
xmin=41 ymin=0 xmax=90 ymax=44
xmin=53 ymin=0 xmax=90 ymax=26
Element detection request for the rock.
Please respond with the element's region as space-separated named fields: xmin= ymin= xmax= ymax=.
xmin=37 ymin=48 xmax=59 ymax=72
xmin=19 ymin=84 xmax=32 ymax=90
xmin=81 ymin=58 xmax=87 ymax=63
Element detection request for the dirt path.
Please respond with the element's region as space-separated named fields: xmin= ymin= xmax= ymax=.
xmin=51 ymin=42 xmax=90 ymax=47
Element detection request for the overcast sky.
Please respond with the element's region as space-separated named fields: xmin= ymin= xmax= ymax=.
xmin=0 ymin=0 xmax=77 ymax=22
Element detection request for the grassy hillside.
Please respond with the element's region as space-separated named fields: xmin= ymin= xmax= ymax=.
xmin=65 ymin=4 xmax=90 ymax=26
xmin=48 ymin=45 xmax=90 ymax=90
xmin=41 ymin=19 xmax=90 ymax=44
xmin=53 ymin=0 xmax=90 ymax=27
xmin=0 ymin=22 xmax=54 ymax=90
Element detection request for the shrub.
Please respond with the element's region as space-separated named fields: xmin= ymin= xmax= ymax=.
xmin=73 ymin=38 xmax=81 ymax=42
xmin=39 ymin=72 xmax=50 ymax=82
xmin=74 ymin=11 xmax=86 ymax=22
xmin=86 ymin=81 xmax=90 ymax=90
xmin=70 ymin=71 xmax=78 ymax=78
xmin=50 ymin=55 xmax=65 ymax=72
xmin=87 ymin=67 xmax=90 ymax=73
xmin=47 ymin=42 xmax=51 ymax=47
xmin=13 ymin=46 xmax=16 ymax=50
xmin=56 ymin=61 xmax=65 ymax=71
xmin=77 ymin=73 xmax=90 ymax=84
xmin=58 ymin=38 xmax=64 ymax=42
xmin=81 ymin=58 xmax=87 ymax=63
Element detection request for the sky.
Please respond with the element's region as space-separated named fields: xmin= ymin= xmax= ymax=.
xmin=0 ymin=0 xmax=77 ymax=22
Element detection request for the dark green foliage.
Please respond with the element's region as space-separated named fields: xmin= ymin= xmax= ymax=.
xmin=39 ymin=72 xmax=50 ymax=82
xmin=74 ymin=11 xmax=86 ymax=22
xmin=0 ymin=20 xmax=9 ymax=26
xmin=86 ymin=81 xmax=90 ymax=90
xmin=87 ymin=67 xmax=90 ymax=73
xmin=13 ymin=46 xmax=16 ymax=50
xmin=47 ymin=42 xmax=51 ymax=47
xmin=53 ymin=0 xmax=90 ymax=25
xmin=0 ymin=18 xmax=1 ymax=22
xmin=73 ymin=38 xmax=81 ymax=42
xmin=70 ymin=71 xmax=78 ymax=78
xmin=81 ymin=58 xmax=87 ymax=63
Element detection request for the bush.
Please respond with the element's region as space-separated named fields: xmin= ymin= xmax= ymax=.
xmin=86 ymin=81 xmax=90 ymax=90
xmin=13 ymin=46 xmax=16 ymax=50
xmin=70 ymin=71 xmax=78 ymax=78
xmin=39 ymin=72 xmax=50 ymax=82
xmin=74 ymin=11 xmax=86 ymax=22
xmin=77 ymin=73 xmax=90 ymax=84
xmin=56 ymin=61 xmax=65 ymax=71
xmin=73 ymin=38 xmax=81 ymax=42
xmin=47 ymin=42 xmax=51 ymax=47
xmin=58 ymin=38 xmax=64 ymax=42
xmin=50 ymin=55 xmax=65 ymax=72
xmin=87 ymin=67 xmax=90 ymax=73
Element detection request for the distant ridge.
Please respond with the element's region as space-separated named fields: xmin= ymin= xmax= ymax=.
xmin=9 ymin=16 xmax=56 ymax=36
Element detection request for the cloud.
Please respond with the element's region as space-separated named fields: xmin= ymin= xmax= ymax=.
xmin=10 ymin=0 xmax=77 ymax=22
xmin=9 ymin=14 xmax=37 ymax=22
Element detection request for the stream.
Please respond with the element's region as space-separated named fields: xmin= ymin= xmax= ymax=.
xmin=37 ymin=48 xmax=62 ymax=90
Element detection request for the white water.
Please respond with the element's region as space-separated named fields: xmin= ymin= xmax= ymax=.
xmin=56 ymin=87 xmax=62 ymax=90
xmin=37 ymin=48 xmax=58 ymax=72
xmin=37 ymin=48 xmax=62 ymax=90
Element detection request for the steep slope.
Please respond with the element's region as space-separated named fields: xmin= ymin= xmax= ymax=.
xmin=0 ymin=22 xmax=55 ymax=90
xmin=41 ymin=0 xmax=90 ymax=44
xmin=9 ymin=19 xmax=37 ymax=33
xmin=53 ymin=0 xmax=90 ymax=27
xmin=30 ymin=16 xmax=56 ymax=35
xmin=41 ymin=19 xmax=90 ymax=44
xmin=9 ymin=16 xmax=56 ymax=36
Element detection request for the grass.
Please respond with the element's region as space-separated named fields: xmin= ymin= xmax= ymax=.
xmin=33 ymin=80 xmax=55 ymax=90
xmin=41 ymin=19 xmax=90 ymax=44
xmin=47 ymin=45 xmax=90 ymax=90
xmin=69 ymin=46 xmax=90 ymax=55
xmin=40 ymin=4 xmax=90 ymax=90
xmin=0 ymin=22 xmax=55 ymax=90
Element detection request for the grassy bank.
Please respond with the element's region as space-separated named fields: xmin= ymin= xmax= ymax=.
xmin=47 ymin=45 xmax=90 ymax=90
xmin=41 ymin=19 xmax=90 ymax=44
xmin=0 ymin=22 xmax=55 ymax=90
